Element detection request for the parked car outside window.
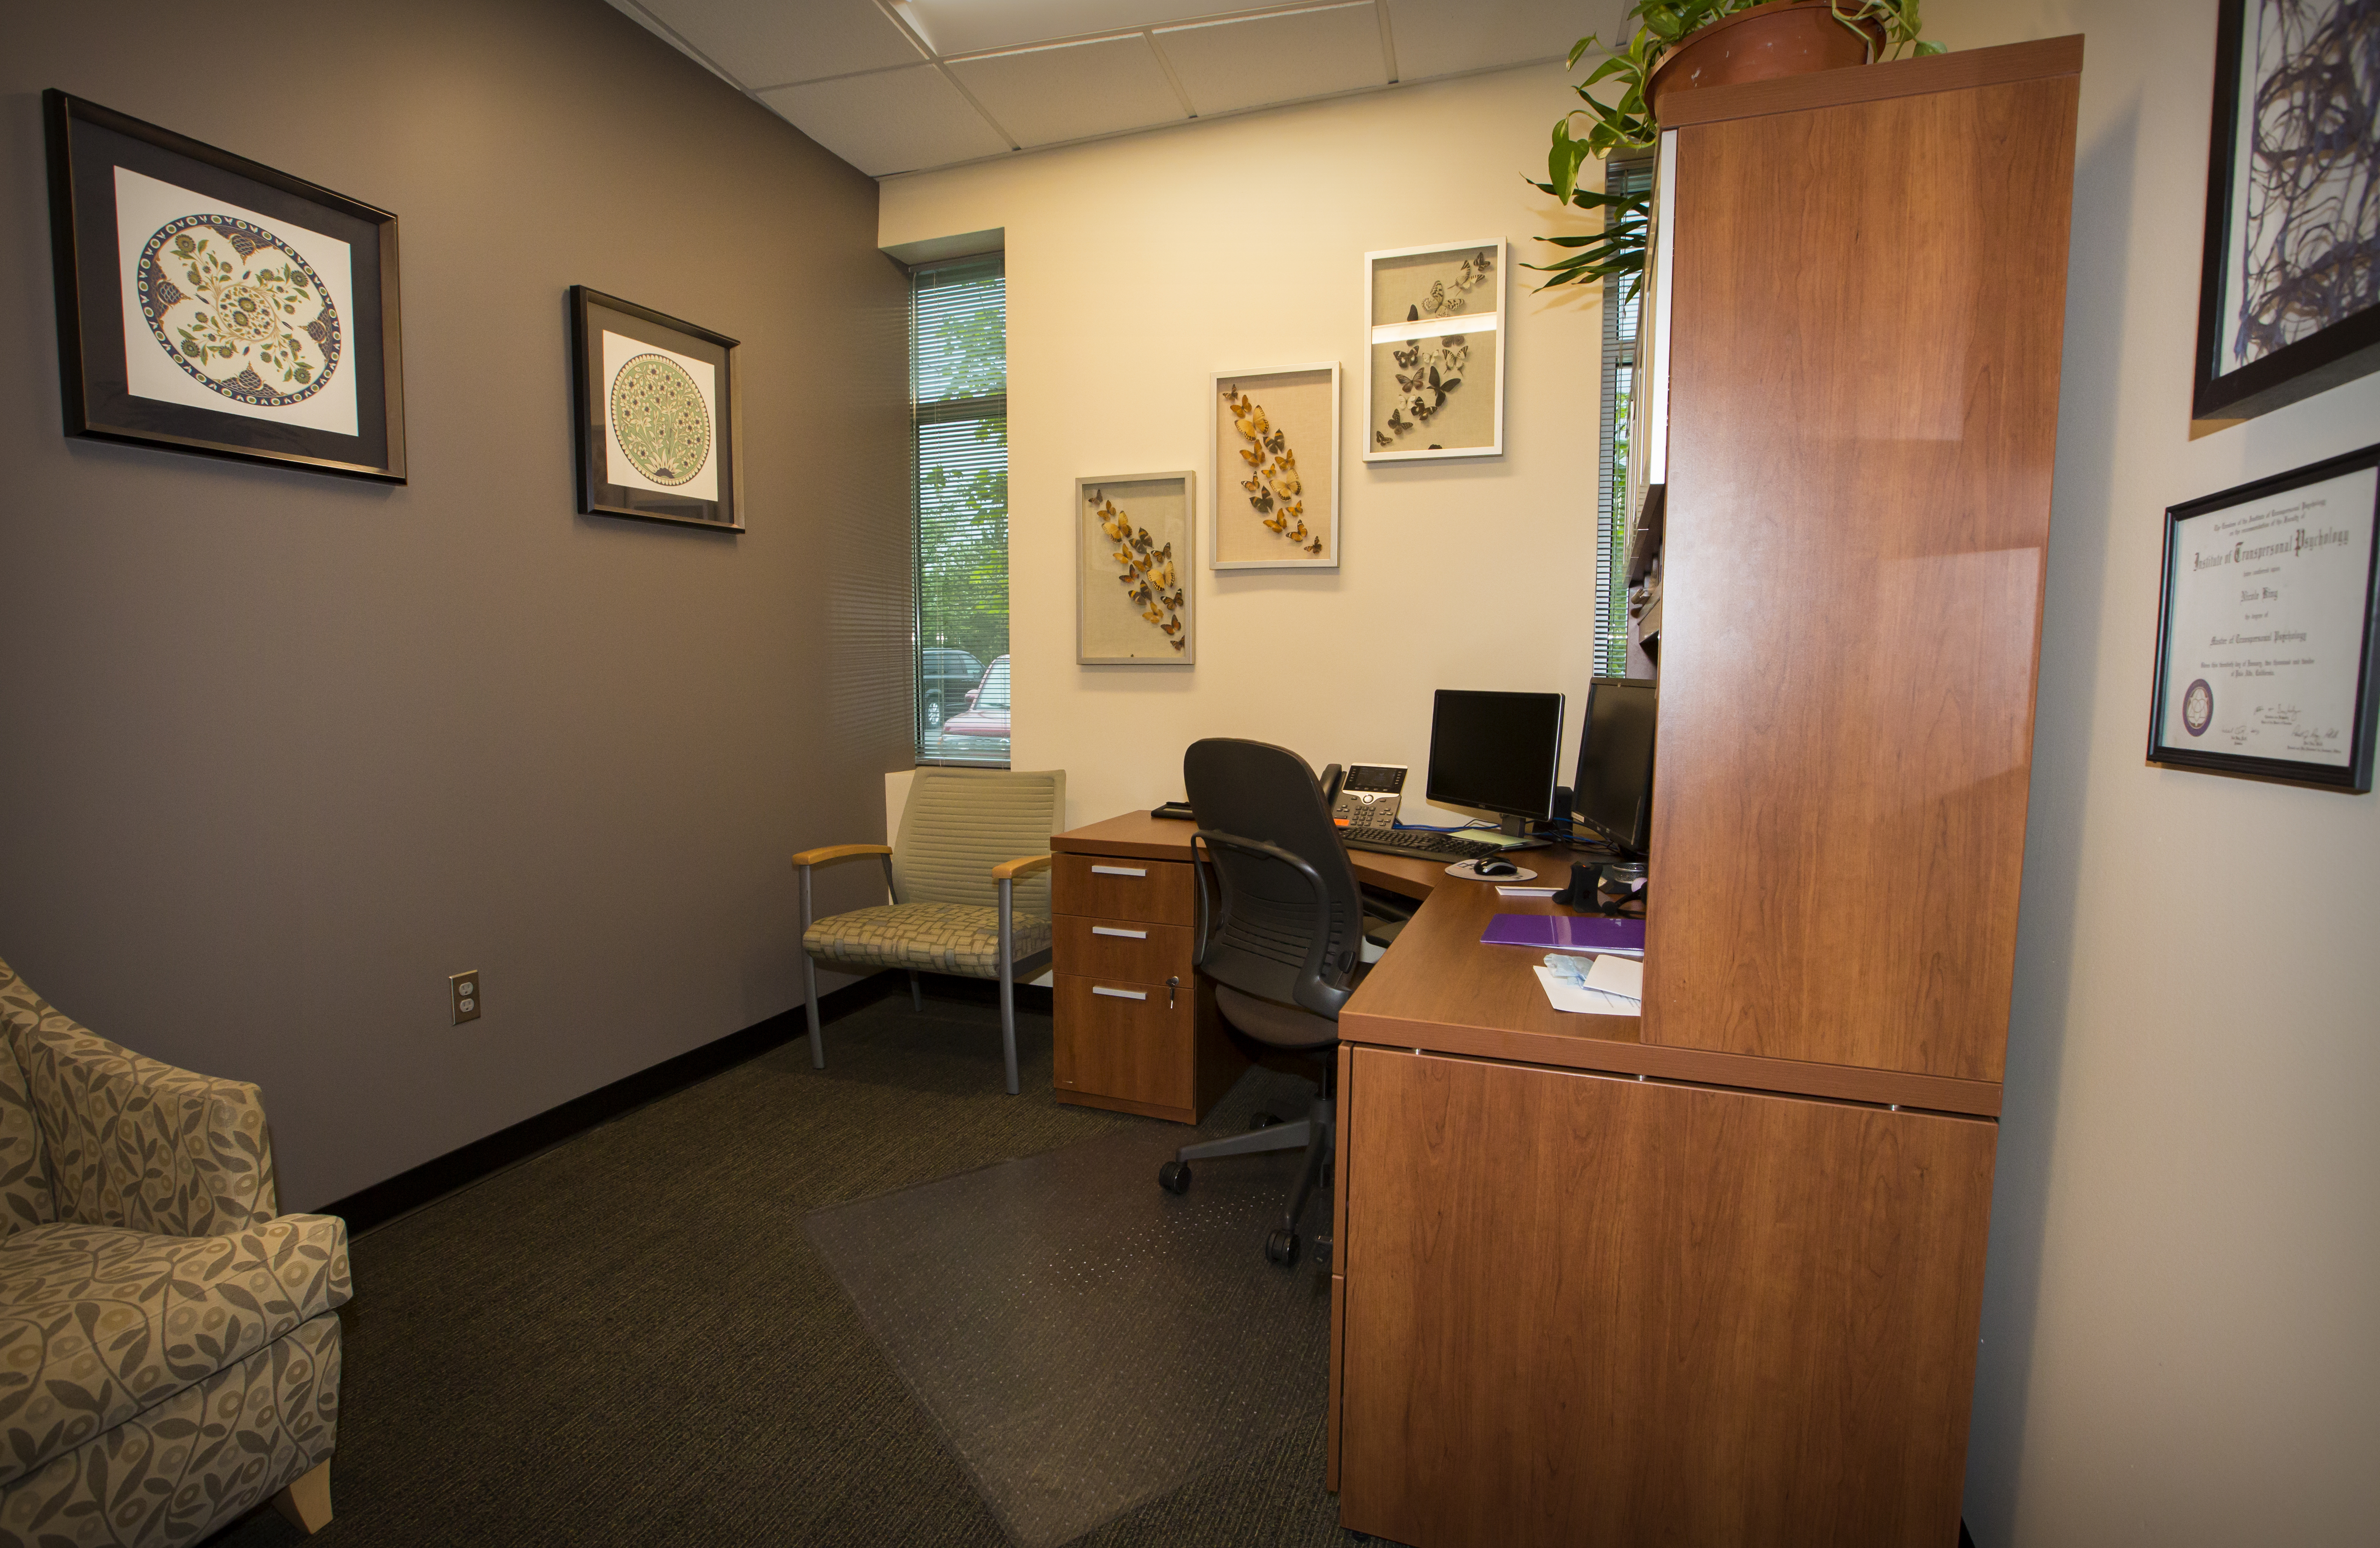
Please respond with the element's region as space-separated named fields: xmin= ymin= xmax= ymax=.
xmin=942 ymin=655 xmax=1010 ymax=740
xmin=920 ymin=648 xmax=984 ymax=730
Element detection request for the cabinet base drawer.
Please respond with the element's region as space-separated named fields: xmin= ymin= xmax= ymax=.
xmin=1054 ymin=916 xmax=1195 ymax=982
xmin=1053 ymin=973 xmax=1194 ymax=1113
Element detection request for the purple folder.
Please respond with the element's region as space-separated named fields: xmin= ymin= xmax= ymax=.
xmin=1481 ymin=913 xmax=1646 ymax=952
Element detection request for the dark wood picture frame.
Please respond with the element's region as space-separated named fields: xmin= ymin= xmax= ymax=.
xmin=43 ymin=90 xmax=406 ymax=482
xmin=2148 ymin=442 xmax=2380 ymax=792
xmin=568 ymin=287 xmax=742 ymax=532
xmin=2192 ymin=0 xmax=2380 ymax=429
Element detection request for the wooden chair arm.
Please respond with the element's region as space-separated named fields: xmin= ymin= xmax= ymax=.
xmin=992 ymin=854 xmax=1054 ymax=882
xmin=791 ymin=844 xmax=893 ymax=869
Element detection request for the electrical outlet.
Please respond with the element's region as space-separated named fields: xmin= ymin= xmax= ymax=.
xmin=450 ymin=970 xmax=481 ymax=1025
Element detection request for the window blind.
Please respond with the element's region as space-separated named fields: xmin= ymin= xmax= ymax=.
xmin=912 ymin=255 xmax=1009 ymax=764
xmin=1597 ymin=156 xmax=1655 ymax=678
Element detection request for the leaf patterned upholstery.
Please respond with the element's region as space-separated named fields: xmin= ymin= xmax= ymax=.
xmin=0 ymin=1313 xmax=337 ymax=1548
xmin=803 ymin=903 xmax=1053 ymax=978
xmin=0 ymin=956 xmax=346 ymax=1544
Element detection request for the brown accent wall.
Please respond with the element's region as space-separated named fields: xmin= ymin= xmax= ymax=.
xmin=0 ymin=0 xmax=910 ymax=1208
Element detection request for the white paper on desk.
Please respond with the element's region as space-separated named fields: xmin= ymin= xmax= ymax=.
xmin=1495 ymin=885 xmax=1562 ymax=898
xmin=1583 ymin=953 xmax=1644 ymax=1001
xmin=1532 ymin=965 xmax=1642 ymax=1017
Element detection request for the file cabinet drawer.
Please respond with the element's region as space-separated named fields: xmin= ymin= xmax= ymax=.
xmin=1053 ymin=973 xmax=1194 ymax=1113
xmin=1053 ymin=853 xmax=1195 ymax=926
xmin=1054 ymin=916 xmax=1195 ymax=983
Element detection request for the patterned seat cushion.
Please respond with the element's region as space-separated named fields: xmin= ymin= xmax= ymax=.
xmin=0 ymin=1216 xmax=351 ymax=1487
xmin=0 ymin=1311 xmax=338 ymax=1548
xmin=803 ymin=904 xmax=1052 ymax=979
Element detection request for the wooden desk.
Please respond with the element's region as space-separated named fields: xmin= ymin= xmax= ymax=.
xmin=1051 ymin=810 xmax=2000 ymax=1547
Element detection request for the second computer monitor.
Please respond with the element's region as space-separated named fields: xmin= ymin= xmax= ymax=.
xmin=1573 ymin=677 xmax=1659 ymax=856
xmin=1425 ymin=690 xmax=1566 ymax=836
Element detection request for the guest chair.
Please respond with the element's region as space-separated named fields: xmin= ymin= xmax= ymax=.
xmin=1156 ymin=739 xmax=1364 ymax=1268
xmin=0 ymin=956 xmax=350 ymax=1546
xmin=792 ymin=767 xmax=1065 ymax=1094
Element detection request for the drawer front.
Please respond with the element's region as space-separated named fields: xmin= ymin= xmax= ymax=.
xmin=1054 ymin=853 xmax=1196 ymax=926
xmin=1054 ymin=916 xmax=1195 ymax=982
xmin=1053 ymin=972 xmax=1192 ymax=1111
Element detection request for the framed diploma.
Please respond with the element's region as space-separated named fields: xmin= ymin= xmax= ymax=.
xmin=2149 ymin=443 xmax=2380 ymax=791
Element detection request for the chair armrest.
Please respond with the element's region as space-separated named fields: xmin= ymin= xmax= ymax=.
xmin=791 ymin=844 xmax=893 ymax=869
xmin=4 ymin=1002 xmax=279 ymax=1235
xmin=991 ymin=854 xmax=1053 ymax=882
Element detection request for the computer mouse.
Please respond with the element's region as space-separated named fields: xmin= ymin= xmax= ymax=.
xmin=1473 ymin=858 xmax=1520 ymax=878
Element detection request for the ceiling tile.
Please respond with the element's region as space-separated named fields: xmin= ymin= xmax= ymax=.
xmin=900 ymin=0 xmax=1208 ymax=57
xmin=948 ymin=36 xmax=1187 ymax=149
xmin=1156 ymin=4 xmax=1387 ymax=118
xmin=1384 ymin=0 xmax=1601 ymax=80
xmin=632 ymin=0 xmax=925 ymax=88
xmin=759 ymin=66 xmax=1012 ymax=176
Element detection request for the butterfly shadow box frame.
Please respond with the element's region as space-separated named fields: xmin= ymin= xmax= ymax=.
xmin=44 ymin=89 xmax=406 ymax=482
xmin=1212 ymin=364 xmax=1339 ymax=571
xmin=569 ymin=286 xmax=743 ymax=532
xmin=1078 ymin=472 xmax=1195 ymax=665
xmin=1362 ymin=238 xmax=1505 ymax=464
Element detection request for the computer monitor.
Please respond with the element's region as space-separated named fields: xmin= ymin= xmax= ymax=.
xmin=1424 ymin=690 xmax=1566 ymax=837
xmin=1572 ymin=677 xmax=1659 ymax=857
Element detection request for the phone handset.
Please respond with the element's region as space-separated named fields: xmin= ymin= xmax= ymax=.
xmin=1319 ymin=763 xmax=1344 ymax=805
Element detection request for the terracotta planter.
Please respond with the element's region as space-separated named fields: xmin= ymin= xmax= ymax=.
xmin=1644 ymin=0 xmax=1884 ymax=121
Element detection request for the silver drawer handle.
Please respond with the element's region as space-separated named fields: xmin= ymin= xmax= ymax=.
xmin=1091 ymin=926 xmax=1148 ymax=939
xmin=1092 ymin=985 xmax=1148 ymax=1001
xmin=1089 ymin=864 xmax=1147 ymax=877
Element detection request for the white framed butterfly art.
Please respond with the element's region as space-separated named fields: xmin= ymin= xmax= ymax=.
xmin=1077 ymin=472 xmax=1195 ymax=664
xmin=1362 ymin=239 xmax=1505 ymax=463
xmin=1211 ymin=364 xmax=1339 ymax=571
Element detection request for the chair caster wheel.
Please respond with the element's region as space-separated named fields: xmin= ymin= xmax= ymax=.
xmin=1158 ymin=1160 xmax=1192 ymax=1194
xmin=1251 ymin=1111 xmax=1283 ymax=1128
xmin=1264 ymin=1228 xmax=1299 ymax=1267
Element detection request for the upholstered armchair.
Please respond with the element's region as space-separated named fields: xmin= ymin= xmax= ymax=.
xmin=792 ymin=767 xmax=1065 ymax=1094
xmin=0 ymin=956 xmax=349 ymax=1547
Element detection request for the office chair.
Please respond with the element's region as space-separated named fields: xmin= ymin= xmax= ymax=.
xmin=1156 ymin=738 xmax=1364 ymax=1268
xmin=792 ymin=767 xmax=1064 ymax=1094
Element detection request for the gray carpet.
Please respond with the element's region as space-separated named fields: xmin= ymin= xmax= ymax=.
xmin=205 ymin=983 xmax=1369 ymax=1548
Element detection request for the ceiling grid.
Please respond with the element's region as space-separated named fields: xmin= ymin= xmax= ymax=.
xmin=609 ymin=0 xmax=1606 ymax=176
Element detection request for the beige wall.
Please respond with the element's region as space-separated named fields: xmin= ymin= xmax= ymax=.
xmin=888 ymin=8 xmax=2380 ymax=1541
xmin=1926 ymin=2 xmax=2379 ymax=1542
xmin=882 ymin=65 xmax=1610 ymax=831
xmin=0 ymin=0 xmax=910 ymax=1210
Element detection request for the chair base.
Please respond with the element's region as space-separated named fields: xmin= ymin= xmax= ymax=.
xmin=269 ymin=1458 xmax=333 ymax=1534
xmin=1163 ymin=1091 xmax=1335 ymax=1266
xmin=802 ymin=955 xmax=1050 ymax=1097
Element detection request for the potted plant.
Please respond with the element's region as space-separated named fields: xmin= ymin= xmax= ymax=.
xmin=1528 ymin=0 xmax=1943 ymax=294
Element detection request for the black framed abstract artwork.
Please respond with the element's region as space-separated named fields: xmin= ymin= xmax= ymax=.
xmin=568 ymin=287 xmax=742 ymax=531
xmin=2192 ymin=0 xmax=2380 ymax=427
xmin=2149 ymin=441 xmax=2380 ymax=792
xmin=43 ymin=90 xmax=406 ymax=481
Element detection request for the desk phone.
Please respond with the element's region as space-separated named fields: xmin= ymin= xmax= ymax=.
xmin=1320 ymin=762 xmax=1407 ymax=829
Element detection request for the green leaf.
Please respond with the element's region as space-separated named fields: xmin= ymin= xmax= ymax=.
xmin=1915 ymin=39 xmax=1946 ymax=55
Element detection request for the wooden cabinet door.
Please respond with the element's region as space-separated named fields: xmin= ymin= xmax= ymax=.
xmin=1336 ymin=1047 xmax=1995 ymax=1548
xmin=1052 ymin=973 xmax=1193 ymax=1111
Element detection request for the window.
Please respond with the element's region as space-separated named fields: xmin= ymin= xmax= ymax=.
xmin=1596 ymin=156 xmax=1655 ymax=678
xmin=912 ymin=255 xmax=1009 ymax=764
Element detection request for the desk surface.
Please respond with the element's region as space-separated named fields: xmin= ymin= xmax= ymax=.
xmin=1054 ymin=811 xmax=2001 ymax=1118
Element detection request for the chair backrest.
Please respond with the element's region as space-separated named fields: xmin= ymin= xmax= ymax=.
xmin=892 ymin=767 xmax=1067 ymax=915
xmin=1182 ymin=739 xmax=1365 ymax=1019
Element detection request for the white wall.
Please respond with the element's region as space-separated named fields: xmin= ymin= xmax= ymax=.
xmin=881 ymin=65 xmax=1609 ymax=831
xmin=1921 ymin=3 xmax=2380 ymax=1543
xmin=885 ymin=14 xmax=2380 ymax=1541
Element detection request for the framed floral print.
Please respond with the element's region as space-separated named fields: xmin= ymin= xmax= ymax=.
xmin=569 ymin=287 xmax=742 ymax=531
xmin=1362 ymin=239 xmax=1505 ymax=462
xmin=1211 ymin=364 xmax=1339 ymax=571
xmin=43 ymin=90 xmax=406 ymax=482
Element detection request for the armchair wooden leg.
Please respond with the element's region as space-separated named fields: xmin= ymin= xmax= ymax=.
xmin=269 ymin=1458 xmax=333 ymax=1534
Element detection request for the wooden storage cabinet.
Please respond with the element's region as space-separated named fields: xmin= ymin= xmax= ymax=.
xmin=1332 ymin=1047 xmax=1997 ymax=1548
xmin=1047 ymin=829 xmax=1246 ymax=1123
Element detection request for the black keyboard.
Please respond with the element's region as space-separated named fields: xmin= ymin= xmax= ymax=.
xmin=1342 ymin=827 xmax=1504 ymax=863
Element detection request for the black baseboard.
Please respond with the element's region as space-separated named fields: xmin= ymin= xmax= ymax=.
xmin=1961 ymin=1516 xmax=1976 ymax=1548
xmin=320 ymin=973 xmax=903 ymax=1234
